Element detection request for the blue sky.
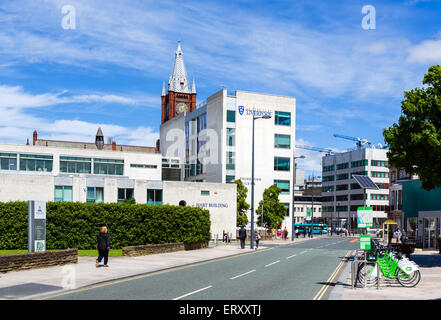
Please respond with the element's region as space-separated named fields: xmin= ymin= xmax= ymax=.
xmin=0 ymin=0 xmax=440 ymax=175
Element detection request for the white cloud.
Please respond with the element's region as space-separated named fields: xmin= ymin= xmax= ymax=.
xmin=407 ymin=39 xmax=441 ymax=64
xmin=0 ymin=85 xmax=159 ymax=146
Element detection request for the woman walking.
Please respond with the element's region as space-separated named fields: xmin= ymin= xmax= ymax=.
xmin=254 ymin=229 xmax=261 ymax=250
xmin=96 ymin=226 xmax=111 ymax=268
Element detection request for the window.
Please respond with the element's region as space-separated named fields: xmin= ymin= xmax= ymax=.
xmin=93 ymin=158 xmax=124 ymax=175
xmin=370 ymin=194 xmax=388 ymax=201
xmin=336 ymin=173 xmax=349 ymax=180
xmin=371 ymin=171 xmax=389 ymax=178
xmin=118 ymin=188 xmax=134 ymax=202
xmin=371 ymin=160 xmax=388 ymax=167
xmin=275 ymin=111 xmax=291 ymax=126
xmin=351 ymin=160 xmax=368 ymax=168
xmin=226 ymin=175 xmax=235 ymax=183
xmin=226 ymin=128 xmax=235 ymax=147
xmin=322 ymin=186 xmax=334 ymax=192
xmin=54 ymin=186 xmax=72 ymax=202
xmin=201 ymin=190 xmax=210 ymax=196
xmin=336 ymin=184 xmax=348 ymax=191
xmin=0 ymin=153 xmax=17 ymax=170
xmin=19 ymin=154 xmax=53 ymax=172
xmin=323 ymin=175 xmax=334 ymax=182
xmin=350 ymin=194 xmax=364 ymax=201
xmin=226 ymin=110 xmax=236 ymax=123
xmin=323 ymin=165 xmax=334 ymax=172
xmin=197 ymin=113 xmax=207 ymax=133
xmin=147 ymin=189 xmax=163 ymax=205
xmin=226 ymin=152 xmax=235 ymax=170
xmin=274 ymin=157 xmax=290 ymax=171
xmin=336 ymin=206 xmax=348 ymax=212
xmin=274 ymin=134 xmax=290 ymax=149
xmin=60 ymin=156 xmax=92 ymax=174
xmin=131 ymin=164 xmax=158 ymax=169
xmin=336 ymin=163 xmax=349 ymax=170
xmin=87 ymin=187 xmax=104 ymax=203
xmin=336 ymin=195 xmax=348 ymax=201
xmin=274 ymin=180 xmax=290 ymax=194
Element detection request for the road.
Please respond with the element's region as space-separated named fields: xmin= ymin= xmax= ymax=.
xmin=46 ymin=236 xmax=357 ymax=300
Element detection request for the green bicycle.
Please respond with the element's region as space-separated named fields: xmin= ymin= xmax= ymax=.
xmin=357 ymin=239 xmax=421 ymax=288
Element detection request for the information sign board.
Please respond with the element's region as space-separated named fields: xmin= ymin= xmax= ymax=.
xmin=357 ymin=206 xmax=373 ymax=228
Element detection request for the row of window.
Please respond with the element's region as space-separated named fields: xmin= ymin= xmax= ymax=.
xmin=323 ymin=165 xmax=334 ymax=172
xmin=323 ymin=159 xmax=383 ymax=172
xmin=0 ymin=153 xmax=155 ymax=176
xmin=322 ymin=194 xmax=366 ymax=202
xmin=371 ymin=194 xmax=389 ymax=201
xmin=336 ymin=163 xmax=349 ymax=170
xmin=55 ymin=186 xmax=164 ymax=205
xmin=371 ymin=171 xmax=389 ymax=178
xmin=323 ymin=205 xmax=391 ymax=212
xmin=371 ymin=160 xmax=388 ymax=167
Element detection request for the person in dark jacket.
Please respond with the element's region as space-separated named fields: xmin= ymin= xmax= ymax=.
xmin=239 ymin=226 xmax=247 ymax=249
xmin=96 ymin=226 xmax=110 ymax=268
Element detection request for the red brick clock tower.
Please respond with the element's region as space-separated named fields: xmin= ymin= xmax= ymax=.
xmin=161 ymin=42 xmax=196 ymax=124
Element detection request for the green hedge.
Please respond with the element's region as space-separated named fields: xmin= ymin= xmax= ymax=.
xmin=0 ymin=202 xmax=211 ymax=250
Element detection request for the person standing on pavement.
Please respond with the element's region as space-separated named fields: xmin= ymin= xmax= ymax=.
xmin=96 ymin=226 xmax=111 ymax=268
xmin=394 ymin=228 xmax=402 ymax=244
xmin=295 ymin=228 xmax=299 ymax=238
xmin=239 ymin=225 xmax=247 ymax=249
xmin=254 ymin=229 xmax=261 ymax=250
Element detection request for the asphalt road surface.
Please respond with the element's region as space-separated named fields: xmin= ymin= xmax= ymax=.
xmin=46 ymin=237 xmax=357 ymax=300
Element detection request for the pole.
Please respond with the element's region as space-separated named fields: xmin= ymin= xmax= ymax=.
xmin=292 ymin=161 xmax=296 ymax=241
xmin=250 ymin=116 xmax=255 ymax=249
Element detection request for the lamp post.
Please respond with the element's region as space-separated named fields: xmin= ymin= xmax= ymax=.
xmin=292 ymin=155 xmax=305 ymax=241
xmin=250 ymin=112 xmax=271 ymax=249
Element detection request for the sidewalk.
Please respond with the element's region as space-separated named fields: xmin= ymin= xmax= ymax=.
xmin=330 ymin=249 xmax=441 ymax=300
xmin=0 ymin=236 xmax=316 ymax=300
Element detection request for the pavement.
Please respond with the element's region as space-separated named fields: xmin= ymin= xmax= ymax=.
xmin=0 ymin=235 xmax=440 ymax=300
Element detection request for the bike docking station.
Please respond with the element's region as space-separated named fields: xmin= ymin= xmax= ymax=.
xmin=351 ymin=234 xmax=381 ymax=290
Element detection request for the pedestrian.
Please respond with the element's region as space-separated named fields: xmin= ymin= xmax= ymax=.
xmin=303 ymin=228 xmax=306 ymax=238
xmin=283 ymin=227 xmax=288 ymax=240
xmin=308 ymin=227 xmax=312 ymax=238
xmin=394 ymin=228 xmax=402 ymax=244
xmin=254 ymin=229 xmax=261 ymax=250
xmin=96 ymin=226 xmax=110 ymax=268
xmin=295 ymin=228 xmax=299 ymax=238
xmin=239 ymin=225 xmax=247 ymax=249
xmin=344 ymin=228 xmax=348 ymax=237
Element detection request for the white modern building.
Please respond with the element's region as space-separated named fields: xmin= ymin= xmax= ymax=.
xmin=0 ymin=132 xmax=237 ymax=239
xmin=321 ymin=148 xmax=390 ymax=230
xmin=160 ymin=88 xmax=296 ymax=230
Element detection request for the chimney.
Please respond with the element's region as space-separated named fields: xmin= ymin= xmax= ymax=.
xmin=33 ymin=130 xmax=37 ymax=145
xmin=112 ymin=141 xmax=116 ymax=151
xmin=26 ymin=138 xmax=30 ymax=146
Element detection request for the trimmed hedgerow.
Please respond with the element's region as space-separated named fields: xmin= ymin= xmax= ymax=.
xmin=0 ymin=202 xmax=211 ymax=250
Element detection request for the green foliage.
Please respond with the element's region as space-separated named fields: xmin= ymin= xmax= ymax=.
xmin=383 ymin=65 xmax=441 ymax=191
xmin=0 ymin=202 xmax=211 ymax=250
xmin=255 ymin=185 xmax=286 ymax=229
xmin=235 ymin=179 xmax=250 ymax=227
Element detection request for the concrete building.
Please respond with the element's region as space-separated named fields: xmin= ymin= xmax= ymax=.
xmin=321 ymin=148 xmax=390 ymax=230
xmin=0 ymin=130 xmax=237 ymax=239
xmin=160 ymin=88 xmax=296 ymax=230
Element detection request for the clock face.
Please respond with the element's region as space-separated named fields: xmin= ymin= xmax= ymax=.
xmin=177 ymin=102 xmax=188 ymax=114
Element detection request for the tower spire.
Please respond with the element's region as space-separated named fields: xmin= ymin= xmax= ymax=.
xmin=168 ymin=41 xmax=190 ymax=93
xmin=191 ymin=77 xmax=196 ymax=94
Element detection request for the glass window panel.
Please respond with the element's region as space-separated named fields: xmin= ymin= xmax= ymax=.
xmin=226 ymin=110 xmax=236 ymax=123
xmin=96 ymin=187 xmax=104 ymax=203
xmin=54 ymin=186 xmax=63 ymax=201
xmin=147 ymin=189 xmax=155 ymax=204
xmin=275 ymin=111 xmax=291 ymax=126
xmin=64 ymin=186 xmax=72 ymax=202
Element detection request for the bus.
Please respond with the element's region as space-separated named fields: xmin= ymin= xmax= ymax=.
xmin=294 ymin=223 xmax=328 ymax=235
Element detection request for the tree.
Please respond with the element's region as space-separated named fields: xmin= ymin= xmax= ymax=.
xmin=255 ymin=184 xmax=286 ymax=229
xmin=383 ymin=65 xmax=441 ymax=191
xmin=235 ymin=179 xmax=250 ymax=226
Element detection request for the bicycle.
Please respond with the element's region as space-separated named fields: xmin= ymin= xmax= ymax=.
xmin=356 ymin=239 xmax=421 ymax=288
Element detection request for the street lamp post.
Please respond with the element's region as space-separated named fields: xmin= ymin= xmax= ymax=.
xmin=309 ymin=173 xmax=321 ymax=238
xmin=292 ymin=155 xmax=305 ymax=241
xmin=250 ymin=113 xmax=271 ymax=249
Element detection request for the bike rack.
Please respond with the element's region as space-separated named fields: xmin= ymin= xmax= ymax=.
xmin=351 ymin=250 xmax=380 ymax=290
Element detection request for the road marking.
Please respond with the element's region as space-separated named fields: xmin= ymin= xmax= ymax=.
xmin=265 ymin=260 xmax=280 ymax=267
xmin=313 ymin=251 xmax=351 ymax=301
xmin=173 ymin=285 xmax=213 ymax=300
xmin=286 ymin=254 xmax=297 ymax=259
xmin=230 ymin=269 xmax=256 ymax=280
xmin=300 ymin=250 xmax=308 ymax=254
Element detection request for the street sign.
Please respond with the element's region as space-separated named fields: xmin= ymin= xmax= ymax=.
xmin=28 ymin=201 xmax=46 ymax=252
xmin=357 ymin=206 xmax=373 ymax=228
xmin=360 ymin=234 xmax=372 ymax=250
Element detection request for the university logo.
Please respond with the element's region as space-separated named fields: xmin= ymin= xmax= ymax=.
xmin=238 ymin=105 xmax=244 ymax=115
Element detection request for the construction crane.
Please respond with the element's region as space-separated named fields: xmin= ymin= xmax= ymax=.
xmin=333 ymin=134 xmax=372 ymax=149
xmin=296 ymin=145 xmax=334 ymax=155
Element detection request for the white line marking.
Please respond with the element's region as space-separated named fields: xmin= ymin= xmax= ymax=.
xmin=265 ymin=260 xmax=280 ymax=267
xmin=286 ymin=254 xmax=297 ymax=259
xmin=300 ymin=250 xmax=308 ymax=254
xmin=230 ymin=269 xmax=256 ymax=280
xmin=173 ymin=285 xmax=213 ymax=300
